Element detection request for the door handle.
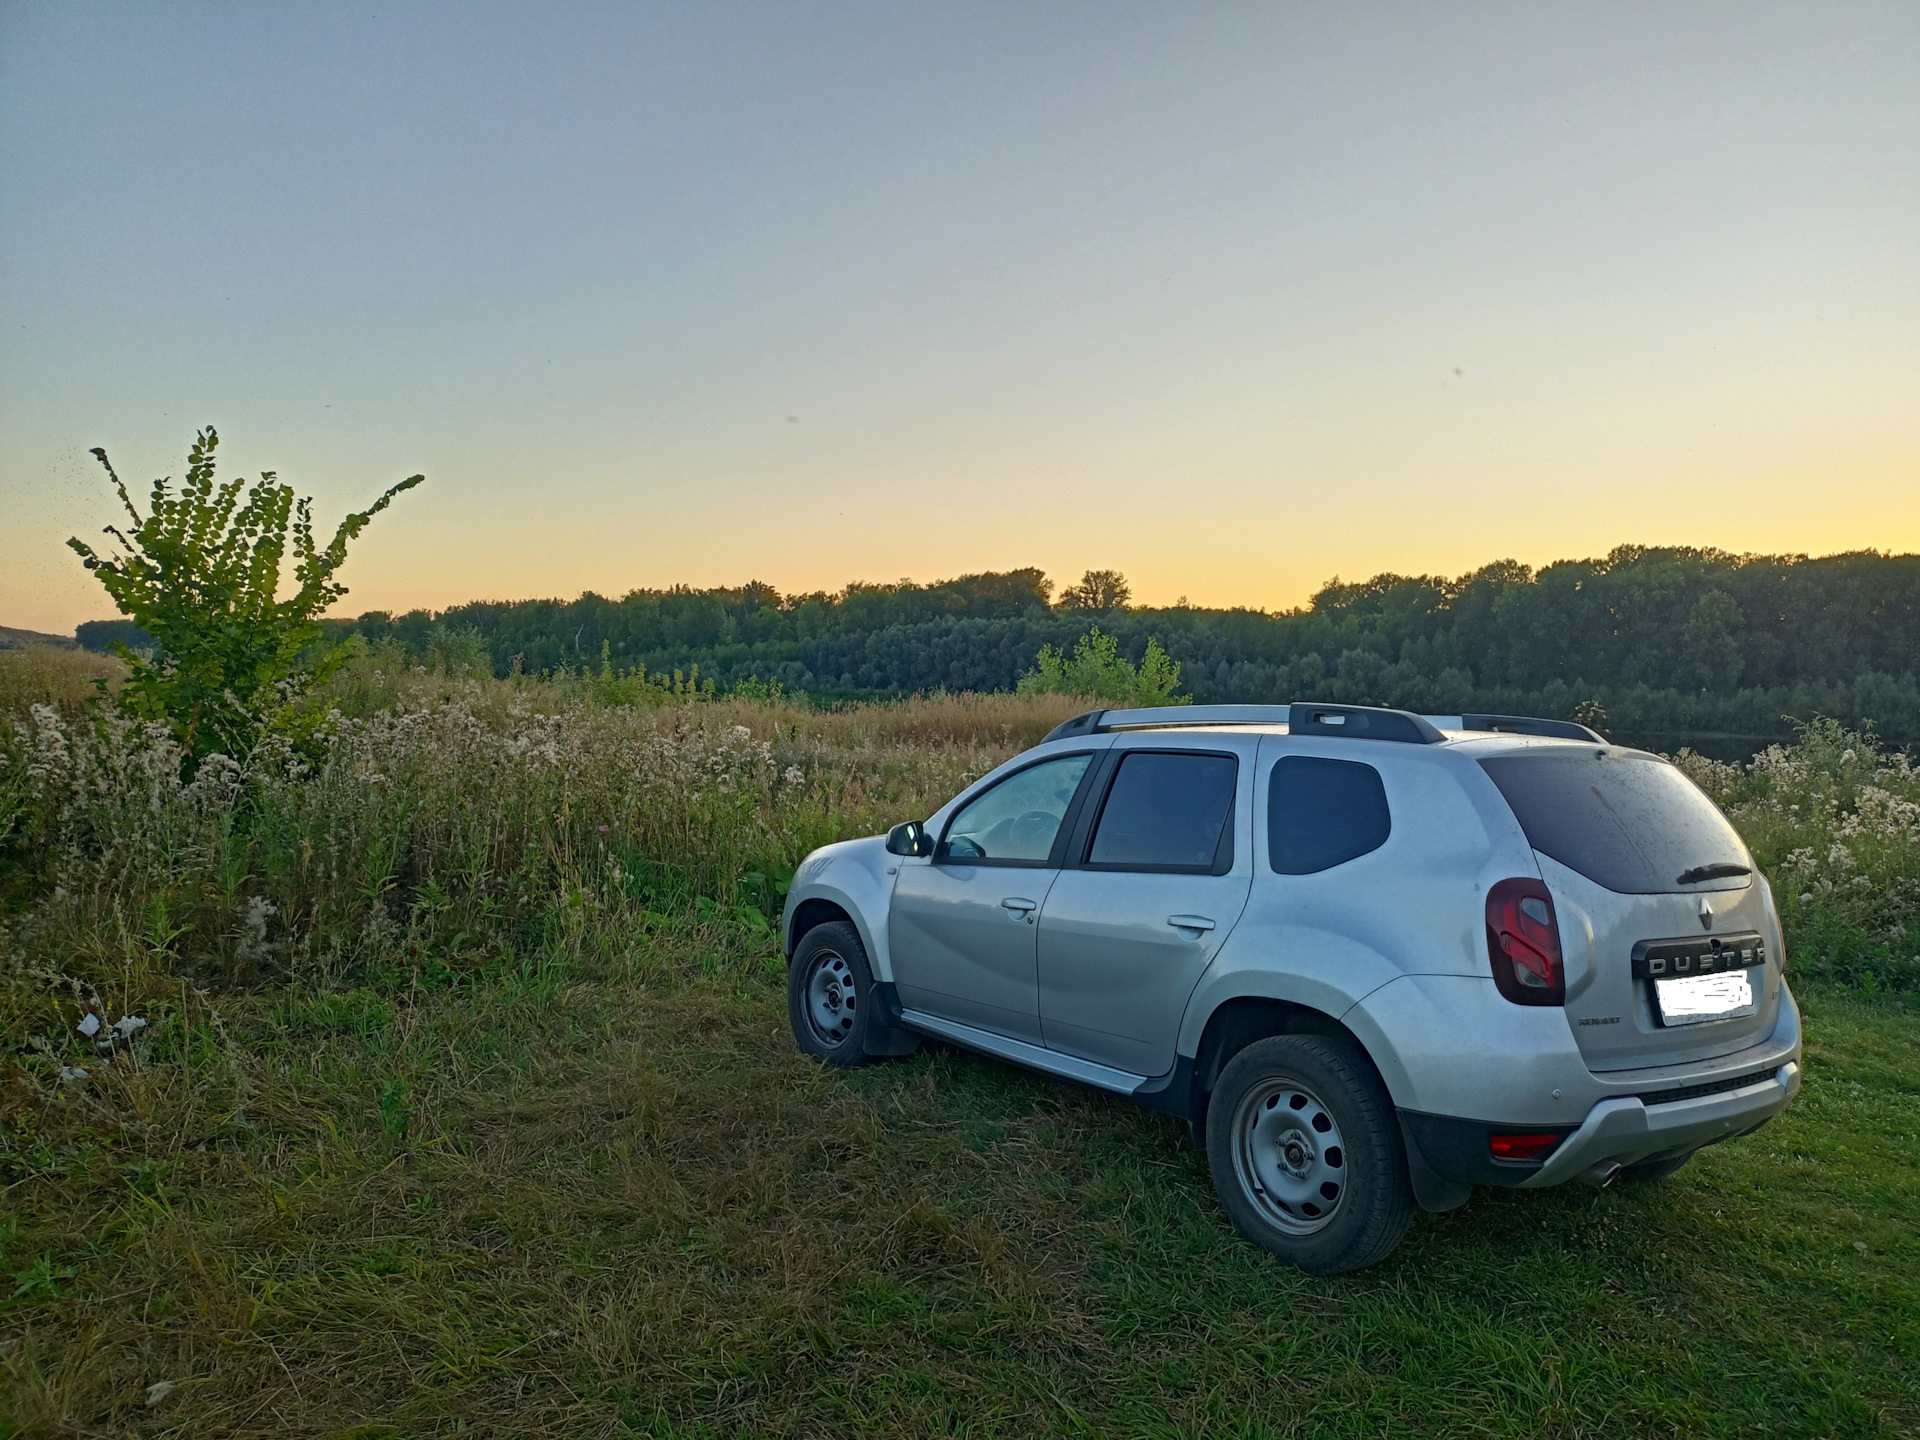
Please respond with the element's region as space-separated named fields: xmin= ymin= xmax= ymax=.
xmin=1167 ymin=914 xmax=1216 ymax=933
xmin=1000 ymin=896 xmax=1038 ymax=913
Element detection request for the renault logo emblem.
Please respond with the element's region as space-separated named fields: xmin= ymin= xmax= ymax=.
xmin=1698 ymin=895 xmax=1714 ymax=930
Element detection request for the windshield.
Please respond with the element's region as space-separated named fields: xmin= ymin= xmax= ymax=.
xmin=1479 ymin=750 xmax=1749 ymax=894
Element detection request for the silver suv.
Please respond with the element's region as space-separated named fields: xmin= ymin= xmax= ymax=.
xmin=781 ymin=703 xmax=1802 ymax=1273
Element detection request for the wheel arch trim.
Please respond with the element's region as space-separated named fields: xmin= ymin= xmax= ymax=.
xmin=785 ymin=883 xmax=888 ymax=980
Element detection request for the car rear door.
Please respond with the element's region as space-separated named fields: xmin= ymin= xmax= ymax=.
xmin=1477 ymin=746 xmax=1783 ymax=1069
xmin=1036 ymin=738 xmax=1257 ymax=1075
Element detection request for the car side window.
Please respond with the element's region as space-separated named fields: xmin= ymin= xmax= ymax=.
xmin=1268 ymin=755 xmax=1390 ymax=874
xmin=939 ymin=753 xmax=1092 ymax=864
xmin=1085 ymin=751 xmax=1237 ymax=873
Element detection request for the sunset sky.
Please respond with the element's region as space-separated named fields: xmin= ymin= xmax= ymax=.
xmin=2 ymin=2 xmax=1916 ymax=634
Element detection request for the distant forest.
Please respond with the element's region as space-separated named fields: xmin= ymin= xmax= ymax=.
xmin=77 ymin=547 xmax=1920 ymax=754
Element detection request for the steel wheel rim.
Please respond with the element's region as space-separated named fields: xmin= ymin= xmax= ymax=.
xmin=1230 ymin=1077 xmax=1348 ymax=1236
xmin=804 ymin=950 xmax=858 ymax=1046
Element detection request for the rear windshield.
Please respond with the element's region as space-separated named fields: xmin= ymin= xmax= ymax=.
xmin=1479 ymin=751 xmax=1748 ymax=894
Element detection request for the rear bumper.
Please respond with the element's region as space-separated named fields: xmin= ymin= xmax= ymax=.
xmin=1400 ymin=1057 xmax=1801 ymax=1195
xmin=1520 ymin=1060 xmax=1800 ymax=1187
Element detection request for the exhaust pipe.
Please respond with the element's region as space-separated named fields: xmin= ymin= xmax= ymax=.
xmin=1579 ymin=1159 xmax=1621 ymax=1188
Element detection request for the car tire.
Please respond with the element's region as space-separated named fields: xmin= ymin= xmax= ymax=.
xmin=1204 ymin=1034 xmax=1414 ymax=1275
xmin=1619 ymin=1151 xmax=1693 ymax=1182
xmin=787 ymin=921 xmax=917 ymax=1067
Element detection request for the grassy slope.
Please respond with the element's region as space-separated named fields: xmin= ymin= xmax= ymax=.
xmin=4 ymin=932 xmax=1914 ymax=1438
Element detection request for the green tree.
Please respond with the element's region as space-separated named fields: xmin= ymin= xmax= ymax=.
xmin=69 ymin=427 xmax=423 ymax=763
xmin=1681 ymin=588 xmax=1746 ymax=692
xmin=1018 ymin=626 xmax=1188 ymax=706
xmin=1058 ymin=569 xmax=1132 ymax=610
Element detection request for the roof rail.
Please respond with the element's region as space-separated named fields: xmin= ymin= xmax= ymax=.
xmin=1040 ymin=702 xmax=1445 ymax=745
xmin=1287 ymin=703 xmax=1444 ymax=744
xmin=1102 ymin=704 xmax=1293 ymax=729
xmin=1430 ymin=712 xmax=1607 ymax=743
xmin=1042 ymin=709 xmax=1109 ymax=742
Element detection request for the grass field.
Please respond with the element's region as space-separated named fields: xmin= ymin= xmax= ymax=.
xmin=2 ymin=647 xmax=1916 ymax=1437
xmin=6 ymin=950 xmax=1914 ymax=1437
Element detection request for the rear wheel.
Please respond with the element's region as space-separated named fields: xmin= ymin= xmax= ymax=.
xmin=1620 ymin=1151 xmax=1694 ymax=1182
xmin=1204 ymin=1035 xmax=1413 ymax=1275
xmin=787 ymin=921 xmax=916 ymax=1067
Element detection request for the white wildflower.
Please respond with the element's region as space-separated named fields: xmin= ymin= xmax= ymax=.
xmin=236 ymin=896 xmax=278 ymax=966
xmin=184 ymin=751 xmax=244 ymax=809
xmin=783 ymin=766 xmax=805 ymax=786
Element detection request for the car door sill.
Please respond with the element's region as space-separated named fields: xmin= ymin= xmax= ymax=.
xmin=898 ymin=1008 xmax=1157 ymax=1094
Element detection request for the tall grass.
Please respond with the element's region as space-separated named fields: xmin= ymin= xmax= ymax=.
xmin=1676 ymin=720 xmax=1920 ymax=989
xmin=0 ymin=646 xmax=124 ymax=716
xmin=4 ymin=645 xmax=1913 ymax=1033
xmin=2 ymin=650 xmax=1084 ymax=1034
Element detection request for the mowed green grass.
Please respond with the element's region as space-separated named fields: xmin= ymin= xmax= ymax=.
xmin=4 ymin=934 xmax=1915 ymax=1438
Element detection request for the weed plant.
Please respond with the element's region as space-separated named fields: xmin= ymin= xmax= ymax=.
xmin=1676 ymin=720 xmax=1920 ymax=989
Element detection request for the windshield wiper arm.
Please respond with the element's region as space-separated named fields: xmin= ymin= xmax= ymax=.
xmin=1676 ymin=862 xmax=1752 ymax=885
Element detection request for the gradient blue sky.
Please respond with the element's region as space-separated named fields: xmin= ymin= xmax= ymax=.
xmin=3 ymin=2 xmax=1916 ymax=632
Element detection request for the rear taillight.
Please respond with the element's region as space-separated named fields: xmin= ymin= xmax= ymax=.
xmin=1490 ymin=1132 xmax=1564 ymax=1162
xmin=1486 ymin=878 xmax=1566 ymax=1006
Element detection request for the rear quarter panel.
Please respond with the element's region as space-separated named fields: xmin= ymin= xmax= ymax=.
xmin=1177 ymin=739 xmax=1557 ymax=1105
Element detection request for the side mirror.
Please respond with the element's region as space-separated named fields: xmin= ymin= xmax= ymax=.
xmin=886 ymin=820 xmax=933 ymax=857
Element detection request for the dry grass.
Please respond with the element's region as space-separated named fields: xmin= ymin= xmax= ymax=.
xmin=0 ymin=648 xmax=124 ymax=716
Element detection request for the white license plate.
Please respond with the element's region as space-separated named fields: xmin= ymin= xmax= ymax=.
xmin=1654 ymin=968 xmax=1757 ymax=1026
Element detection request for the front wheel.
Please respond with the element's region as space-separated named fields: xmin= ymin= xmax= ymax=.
xmin=1204 ymin=1034 xmax=1413 ymax=1275
xmin=787 ymin=921 xmax=917 ymax=1067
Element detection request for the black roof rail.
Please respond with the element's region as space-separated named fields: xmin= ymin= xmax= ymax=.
xmin=1288 ymin=703 xmax=1444 ymax=745
xmin=1042 ymin=709 xmax=1107 ymax=743
xmin=1460 ymin=712 xmax=1606 ymax=743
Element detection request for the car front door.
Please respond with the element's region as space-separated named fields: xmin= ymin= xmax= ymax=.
xmin=1036 ymin=740 xmax=1257 ymax=1075
xmin=889 ymin=751 xmax=1099 ymax=1043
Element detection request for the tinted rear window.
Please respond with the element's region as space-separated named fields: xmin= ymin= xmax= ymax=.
xmin=1268 ymin=756 xmax=1391 ymax=874
xmin=1479 ymin=751 xmax=1748 ymax=894
xmin=1087 ymin=751 xmax=1237 ymax=871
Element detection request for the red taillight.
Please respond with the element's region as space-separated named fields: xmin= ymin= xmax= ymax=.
xmin=1486 ymin=877 xmax=1566 ymax=1006
xmin=1490 ymin=1132 xmax=1564 ymax=1162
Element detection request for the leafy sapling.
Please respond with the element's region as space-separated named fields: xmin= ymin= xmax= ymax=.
xmin=69 ymin=426 xmax=423 ymax=767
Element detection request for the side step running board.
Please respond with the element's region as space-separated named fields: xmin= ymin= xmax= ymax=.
xmin=898 ymin=1009 xmax=1156 ymax=1095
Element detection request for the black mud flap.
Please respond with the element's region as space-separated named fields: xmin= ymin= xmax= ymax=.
xmin=1398 ymin=1115 xmax=1473 ymax=1213
xmin=864 ymin=981 xmax=923 ymax=1057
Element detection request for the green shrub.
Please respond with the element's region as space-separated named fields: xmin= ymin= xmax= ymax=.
xmin=1017 ymin=626 xmax=1187 ymax=706
xmin=68 ymin=427 xmax=422 ymax=766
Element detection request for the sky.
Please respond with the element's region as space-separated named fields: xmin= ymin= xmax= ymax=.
xmin=2 ymin=2 xmax=1916 ymax=634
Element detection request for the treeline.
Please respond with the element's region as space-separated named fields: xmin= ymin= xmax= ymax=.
xmin=77 ymin=547 xmax=1920 ymax=753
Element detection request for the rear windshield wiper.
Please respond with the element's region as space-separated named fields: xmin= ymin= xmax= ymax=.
xmin=1676 ymin=862 xmax=1752 ymax=885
